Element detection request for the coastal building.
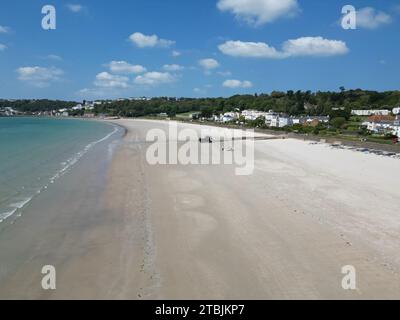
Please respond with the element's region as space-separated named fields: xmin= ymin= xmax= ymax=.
xmin=392 ymin=107 xmax=400 ymax=115
xmin=0 ymin=107 xmax=18 ymax=116
xmin=307 ymin=116 xmax=329 ymax=124
xmin=291 ymin=116 xmax=329 ymax=125
xmin=291 ymin=117 xmax=306 ymax=125
xmin=351 ymin=109 xmax=391 ymax=116
xmin=242 ymin=110 xmax=271 ymax=121
xmin=363 ymin=120 xmax=400 ymax=136
xmin=269 ymin=115 xmax=292 ymax=128
xmin=223 ymin=112 xmax=239 ymax=121
xmin=72 ymin=104 xmax=83 ymax=111
xmin=264 ymin=112 xmax=279 ymax=126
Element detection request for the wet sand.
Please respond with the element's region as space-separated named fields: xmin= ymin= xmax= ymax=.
xmin=0 ymin=119 xmax=399 ymax=299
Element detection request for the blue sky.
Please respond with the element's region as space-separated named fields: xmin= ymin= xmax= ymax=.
xmin=0 ymin=0 xmax=399 ymax=101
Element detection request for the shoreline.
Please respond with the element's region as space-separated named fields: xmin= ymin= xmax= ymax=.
xmin=0 ymin=118 xmax=121 ymax=227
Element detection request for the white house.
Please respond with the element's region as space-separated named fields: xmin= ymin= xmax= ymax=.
xmin=363 ymin=120 xmax=399 ymax=136
xmin=278 ymin=116 xmax=292 ymax=127
xmin=72 ymin=104 xmax=83 ymax=111
xmin=392 ymin=125 xmax=400 ymax=137
xmin=241 ymin=110 xmax=270 ymax=121
xmin=223 ymin=112 xmax=239 ymax=120
xmin=392 ymin=107 xmax=400 ymax=115
xmin=222 ymin=115 xmax=235 ymax=123
xmin=351 ymin=109 xmax=390 ymax=116
xmin=268 ymin=115 xmax=292 ymax=128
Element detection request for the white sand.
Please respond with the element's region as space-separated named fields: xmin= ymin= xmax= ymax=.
xmin=0 ymin=119 xmax=399 ymax=299
xmin=110 ymin=119 xmax=400 ymax=299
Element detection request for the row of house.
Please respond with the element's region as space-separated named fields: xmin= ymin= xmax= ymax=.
xmin=362 ymin=117 xmax=400 ymax=137
xmin=0 ymin=107 xmax=19 ymax=116
xmin=351 ymin=107 xmax=400 ymax=117
xmin=214 ymin=110 xmax=330 ymax=128
xmin=356 ymin=108 xmax=400 ymax=137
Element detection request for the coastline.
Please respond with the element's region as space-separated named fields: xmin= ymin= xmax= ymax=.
xmin=0 ymin=118 xmax=122 ymax=227
xmin=0 ymin=118 xmax=399 ymax=299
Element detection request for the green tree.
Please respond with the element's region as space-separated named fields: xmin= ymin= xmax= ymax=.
xmin=330 ymin=117 xmax=347 ymax=129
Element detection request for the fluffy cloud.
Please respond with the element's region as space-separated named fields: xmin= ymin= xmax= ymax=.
xmin=0 ymin=44 xmax=7 ymax=51
xmin=16 ymin=66 xmax=63 ymax=87
xmin=107 ymin=61 xmax=146 ymax=74
xmin=199 ymin=58 xmax=220 ymax=70
xmin=66 ymin=4 xmax=84 ymax=13
xmin=217 ymin=0 xmax=299 ymax=26
xmin=94 ymin=72 xmax=130 ymax=88
xmin=282 ymin=37 xmax=349 ymax=57
xmin=172 ymin=50 xmax=181 ymax=57
xmin=219 ymin=40 xmax=281 ymax=58
xmin=0 ymin=25 xmax=10 ymax=34
xmin=162 ymin=64 xmax=184 ymax=71
xmin=134 ymin=72 xmax=176 ymax=86
xmin=219 ymin=37 xmax=349 ymax=58
xmin=356 ymin=7 xmax=392 ymax=29
xmin=129 ymin=32 xmax=175 ymax=48
xmin=223 ymin=79 xmax=253 ymax=88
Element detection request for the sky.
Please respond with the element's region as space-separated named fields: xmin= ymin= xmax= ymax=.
xmin=0 ymin=0 xmax=399 ymax=101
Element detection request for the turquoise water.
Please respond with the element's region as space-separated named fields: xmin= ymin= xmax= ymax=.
xmin=0 ymin=117 xmax=117 ymax=222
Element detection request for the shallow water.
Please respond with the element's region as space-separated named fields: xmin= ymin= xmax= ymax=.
xmin=0 ymin=117 xmax=117 ymax=223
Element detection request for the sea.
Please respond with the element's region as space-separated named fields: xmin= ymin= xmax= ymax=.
xmin=0 ymin=117 xmax=118 ymax=223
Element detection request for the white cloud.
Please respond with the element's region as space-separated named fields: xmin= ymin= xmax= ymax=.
xmin=94 ymin=72 xmax=130 ymax=88
xmin=282 ymin=37 xmax=349 ymax=57
xmin=0 ymin=44 xmax=7 ymax=51
xmin=199 ymin=58 xmax=220 ymax=70
xmin=356 ymin=7 xmax=392 ymax=29
xmin=129 ymin=32 xmax=175 ymax=48
xmin=172 ymin=50 xmax=181 ymax=57
xmin=219 ymin=37 xmax=349 ymax=58
xmin=219 ymin=40 xmax=282 ymax=58
xmin=217 ymin=0 xmax=300 ymax=26
xmin=66 ymin=4 xmax=84 ymax=13
xmin=0 ymin=25 xmax=10 ymax=34
xmin=16 ymin=66 xmax=63 ymax=87
xmin=223 ymin=79 xmax=253 ymax=88
xmin=134 ymin=72 xmax=176 ymax=86
xmin=162 ymin=64 xmax=184 ymax=71
xmin=107 ymin=61 xmax=146 ymax=74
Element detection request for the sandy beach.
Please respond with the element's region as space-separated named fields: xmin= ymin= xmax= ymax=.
xmin=0 ymin=119 xmax=399 ymax=299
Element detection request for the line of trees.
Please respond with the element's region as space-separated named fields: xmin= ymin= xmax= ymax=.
xmin=0 ymin=99 xmax=77 ymax=112
xmin=93 ymin=89 xmax=400 ymax=119
xmin=2 ymin=89 xmax=399 ymax=118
